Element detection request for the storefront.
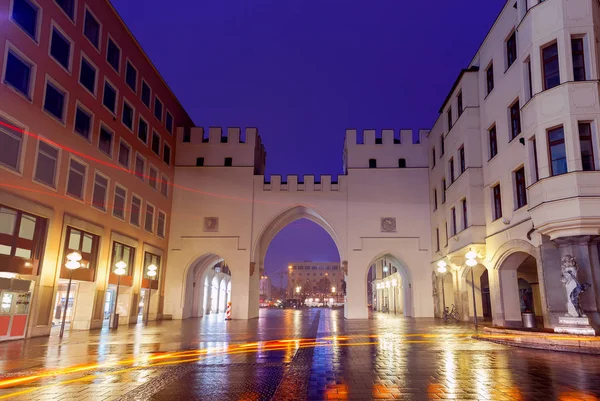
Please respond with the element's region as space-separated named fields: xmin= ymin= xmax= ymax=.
xmin=0 ymin=276 xmax=33 ymax=341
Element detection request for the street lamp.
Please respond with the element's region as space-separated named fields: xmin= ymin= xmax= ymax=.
xmin=110 ymin=261 xmax=127 ymax=329
xmin=287 ymin=265 xmax=292 ymax=298
xmin=60 ymin=251 xmax=81 ymax=338
xmin=436 ymin=260 xmax=449 ymax=314
xmin=145 ymin=264 xmax=157 ymax=324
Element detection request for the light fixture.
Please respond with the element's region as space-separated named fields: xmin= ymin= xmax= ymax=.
xmin=466 ymin=258 xmax=477 ymax=267
xmin=437 ymin=260 xmax=447 ymax=268
xmin=392 ymin=279 xmax=398 ymax=287
xmin=148 ymin=264 xmax=157 ymax=271
xmin=288 ymin=265 xmax=293 ymax=270
xmin=331 ymin=286 xmax=336 ymax=293
xmin=465 ymin=250 xmax=477 ymax=260
xmin=314 ymin=298 xmax=319 ymax=302
xmin=0 ymin=272 xmax=17 ymax=279
xmin=147 ymin=270 xmax=157 ymax=277
xmin=386 ymin=281 xmax=391 ymax=288
xmin=437 ymin=265 xmax=447 ymax=274
xmin=114 ymin=261 xmax=127 ymax=276
xmin=296 ymin=286 xmax=301 ymax=293
xmin=67 ymin=251 xmax=82 ymax=262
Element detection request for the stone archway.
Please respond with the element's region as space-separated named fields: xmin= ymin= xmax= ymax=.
xmin=252 ymin=204 xmax=345 ymax=272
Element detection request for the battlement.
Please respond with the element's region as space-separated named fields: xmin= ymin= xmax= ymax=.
xmin=345 ymin=129 xmax=429 ymax=146
xmin=175 ymin=126 xmax=266 ymax=174
xmin=260 ymin=175 xmax=347 ymax=193
xmin=343 ymin=129 xmax=430 ymax=171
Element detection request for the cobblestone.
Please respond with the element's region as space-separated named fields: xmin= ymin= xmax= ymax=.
xmin=0 ymin=309 xmax=600 ymax=400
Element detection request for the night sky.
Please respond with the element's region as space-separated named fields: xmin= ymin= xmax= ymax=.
xmin=111 ymin=0 xmax=505 ymax=284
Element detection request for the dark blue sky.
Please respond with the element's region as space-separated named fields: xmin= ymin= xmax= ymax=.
xmin=111 ymin=0 xmax=505 ymax=281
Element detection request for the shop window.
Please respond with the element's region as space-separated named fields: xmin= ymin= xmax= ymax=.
xmin=0 ymin=205 xmax=47 ymax=270
xmin=62 ymin=226 xmax=99 ymax=280
xmin=111 ymin=242 xmax=135 ymax=276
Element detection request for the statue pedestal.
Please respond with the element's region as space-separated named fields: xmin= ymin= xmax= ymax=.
xmin=554 ymin=316 xmax=597 ymax=336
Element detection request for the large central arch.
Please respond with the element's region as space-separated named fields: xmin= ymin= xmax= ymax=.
xmin=251 ymin=204 xmax=346 ymax=272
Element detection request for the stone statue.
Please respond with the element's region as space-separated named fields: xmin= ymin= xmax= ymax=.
xmin=560 ymin=255 xmax=591 ymax=317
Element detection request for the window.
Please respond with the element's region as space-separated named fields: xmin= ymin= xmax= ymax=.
xmin=92 ymin=173 xmax=108 ymax=211
xmin=447 ymin=107 xmax=452 ymax=131
xmin=157 ymin=211 xmax=166 ymax=238
xmin=83 ymin=7 xmax=100 ymax=49
xmin=166 ymin=112 xmax=174 ymax=135
xmin=398 ymin=158 xmax=406 ymax=168
xmin=489 ymin=125 xmax=498 ymax=159
xmin=509 ymin=100 xmax=521 ymax=140
xmin=50 ymin=25 xmax=72 ymax=72
xmin=4 ymin=48 xmax=34 ymax=98
xmin=542 ymin=43 xmax=560 ymax=90
xmin=134 ymin=154 xmax=145 ymax=181
xmin=224 ymin=157 xmax=233 ymax=167
xmin=183 ymin=127 xmax=191 ymax=142
xmin=161 ymin=175 xmax=169 ymax=197
xmin=445 ymin=222 xmax=448 ymax=246
xmin=525 ymin=58 xmax=533 ymax=100
xmin=64 ymin=227 xmax=99 ymax=271
xmin=66 ymin=158 xmax=86 ymax=199
xmin=143 ymin=252 xmax=161 ymax=281
xmin=506 ymin=31 xmax=517 ymax=69
xmin=492 ymin=184 xmax=502 ymax=220
xmin=449 ymin=158 xmax=455 ymax=183
xmin=111 ymin=242 xmax=135 ymax=276
xmin=138 ymin=117 xmax=148 ymax=144
xmin=106 ymin=37 xmax=120 ymax=73
xmin=196 ymin=157 xmax=204 ymax=166
xmin=571 ymin=38 xmax=586 ymax=82
xmin=461 ymin=199 xmax=468 ymax=230
xmin=34 ymin=140 xmax=59 ymax=188
xmin=55 ymin=0 xmax=75 ymax=20
xmin=531 ymin=137 xmax=540 ymax=182
xmin=440 ymin=135 xmax=445 ymax=155
xmin=578 ymin=122 xmax=594 ymax=171
xmin=369 ymin=158 xmax=377 ymax=168
xmin=154 ymin=97 xmax=163 ymax=121
xmin=125 ymin=61 xmax=137 ymax=92
xmin=432 ymin=148 xmax=436 ymax=167
xmin=144 ymin=203 xmax=155 ymax=233
xmin=102 ymin=80 xmax=117 ymax=114
xmin=486 ymin=62 xmax=494 ymax=94
xmin=433 ymin=188 xmax=437 ymax=211
xmin=457 ymin=92 xmax=463 ymax=116
xmin=43 ymin=80 xmax=67 ymax=122
xmin=122 ymin=100 xmax=134 ymax=130
xmin=548 ymin=126 xmax=567 ymax=176
xmin=435 ymin=228 xmax=440 ymax=252
xmin=130 ymin=195 xmax=141 ymax=226
xmin=141 ymin=80 xmax=151 ymax=108
xmin=149 ymin=166 xmax=158 ymax=189
xmin=163 ymin=143 xmax=171 ymax=165
xmin=151 ymin=131 xmax=160 ymax=155
xmin=459 ymin=146 xmax=465 ymax=174
xmin=74 ymin=104 xmax=92 ymax=141
xmin=451 ymin=207 xmax=456 ymax=236
xmin=0 ymin=205 xmax=47 ymax=262
xmin=11 ymin=0 xmax=39 ymax=41
xmin=515 ymin=167 xmax=527 ymax=209
xmin=113 ymin=185 xmax=126 ymax=220
xmin=98 ymin=125 xmax=113 ymax=157
xmin=118 ymin=140 xmax=130 ymax=168
xmin=79 ymin=55 xmax=96 ymax=95
xmin=441 ymin=178 xmax=446 ymax=203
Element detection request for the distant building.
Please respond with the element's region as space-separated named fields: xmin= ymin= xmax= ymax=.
xmin=287 ymin=262 xmax=342 ymax=301
xmin=259 ymin=275 xmax=272 ymax=301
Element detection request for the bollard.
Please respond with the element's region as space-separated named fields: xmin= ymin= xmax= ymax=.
xmin=225 ymin=302 xmax=232 ymax=321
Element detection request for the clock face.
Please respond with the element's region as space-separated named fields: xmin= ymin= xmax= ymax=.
xmin=381 ymin=217 xmax=396 ymax=232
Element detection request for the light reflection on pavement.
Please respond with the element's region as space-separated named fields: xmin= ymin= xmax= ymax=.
xmin=0 ymin=309 xmax=599 ymax=400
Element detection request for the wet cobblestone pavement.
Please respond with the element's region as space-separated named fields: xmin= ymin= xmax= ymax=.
xmin=1 ymin=309 xmax=600 ymax=400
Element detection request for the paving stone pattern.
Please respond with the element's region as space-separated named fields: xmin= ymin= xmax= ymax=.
xmin=1 ymin=309 xmax=600 ymax=400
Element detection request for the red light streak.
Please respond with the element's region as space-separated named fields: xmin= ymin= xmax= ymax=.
xmin=0 ymin=120 xmax=314 ymax=207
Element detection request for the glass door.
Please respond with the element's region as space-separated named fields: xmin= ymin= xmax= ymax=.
xmin=0 ymin=291 xmax=31 ymax=340
xmin=0 ymin=292 xmax=13 ymax=341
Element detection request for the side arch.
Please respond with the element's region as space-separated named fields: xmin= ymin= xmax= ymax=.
xmin=363 ymin=251 xmax=414 ymax=317
xmin=180 ymin=253 xmax=224 ymax=319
